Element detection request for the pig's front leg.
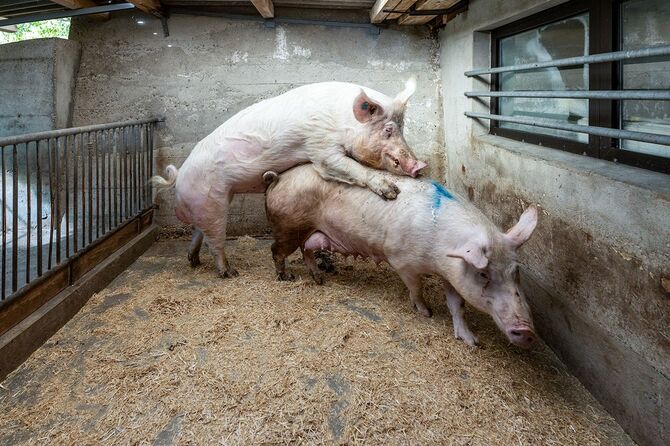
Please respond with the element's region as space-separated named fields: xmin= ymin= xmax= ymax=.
xmin=314 ymin=151 xmax=400 ymax=200
xmin=445 ymin=283 xmax=479 ymax=346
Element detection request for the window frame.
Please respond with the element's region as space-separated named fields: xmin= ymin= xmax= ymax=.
xmin=489 ymin=0 xmax=670 ymax=174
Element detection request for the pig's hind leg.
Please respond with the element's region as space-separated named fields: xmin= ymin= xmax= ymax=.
xmin=445 ymin=282 xmax=478 ymax=346
xmin=394 ymin=269 xmax=432 ymax=318
xmin=302 ymin=249 xmax=325 ymax=285
xmin=188 ymin=227 xmax=204 ymax=267
xmin=271 ymin=239 xmax=299 ymax=281
xmin=197 ymin=191 xmax=238 ymax=278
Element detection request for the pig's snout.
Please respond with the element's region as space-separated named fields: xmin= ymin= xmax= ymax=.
xmin=507 ymin=327 xmax=536 ymax=349
xmin=409 ymin=160 xmax=427 ymax=178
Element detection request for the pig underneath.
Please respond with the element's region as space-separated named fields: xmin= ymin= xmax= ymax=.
xmin=264 ymin=165 xmax=539 ymax=349
xmin=152 ymin=80 xmax=426 ymax=278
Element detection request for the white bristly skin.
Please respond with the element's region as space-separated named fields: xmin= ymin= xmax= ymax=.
xmin=151 ymin=80 xmax=426 ymax=278
xmin=265 ymin=165 xmax=540 ymax=349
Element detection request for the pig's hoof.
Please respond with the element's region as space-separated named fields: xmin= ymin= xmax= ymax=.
xmin=414 ymin=303 xmax=433 ymax=318
xmin=277 ymin=272 xmax=295 ymax=281
xmin=310 ymin=271 xmax=325 ymax=285
xmin=188 ymin=253 xmax=201 ymax=268
xmin=456 ymin=330 xmax=479 ymax=346
xmin=220 ymin=268 xmax=239 ymax=278
xmin=315 ymin=250 xmax=337 ymax=273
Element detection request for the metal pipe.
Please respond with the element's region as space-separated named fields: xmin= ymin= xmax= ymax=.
xmin=1 ymin=146 xmax=6 ymax=299
xmin=0 ymin=3 xmax=135 ymax=27
xmin=465 ymin=90 xmax=670 ymax=100
xmin=11 ymin=144 xmax=18 ymax=292
xmin=35 ymin=140 xmax=42 ymax=277
xmin=465 ymin=45 xmax=670 ymax=77
xmin=25 ymin=142 xmax=31 ymax=285
xmin=465 ymin=112 xmax=670 ymax=146
xmin=0 ymin=117 xmax=164 ymax=147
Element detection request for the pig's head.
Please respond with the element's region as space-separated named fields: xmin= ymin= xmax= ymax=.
xmin=445 ymin=206 xmax=539 ymax=349
xmin=348 ymin=79 xmax=427 ymax=178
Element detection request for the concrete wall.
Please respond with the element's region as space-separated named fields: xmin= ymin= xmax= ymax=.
xmin=438 ymin=2 xmax=669 ymax=446
xmin=0 ymin=38 xmax=81 ymax=137
xmin=69 ymin=10 xmax=443 ymax=235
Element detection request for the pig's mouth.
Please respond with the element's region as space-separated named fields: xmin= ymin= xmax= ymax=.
xmin=505 ymin=325 xmax=537 ymax=349
xmin=398 ymin=158 xmax=427 ymax=178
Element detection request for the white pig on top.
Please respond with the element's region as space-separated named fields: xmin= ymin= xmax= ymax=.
xmin=152 ymin=80 xmax=427 ymax=278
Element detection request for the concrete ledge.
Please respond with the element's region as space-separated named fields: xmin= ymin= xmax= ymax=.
xmin=523 ymin=271 xmax=670 ymax=446
xmin=0 ymin=225 xmax=158 ymax=381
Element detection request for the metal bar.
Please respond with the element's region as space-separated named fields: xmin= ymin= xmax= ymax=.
xmin=114 ymin=128 xmax=119 ymax=228
xmin=55 ymin=137 xmax=61 ymax=265
xmin=102 ymin=130 xmax=114 ymax=231
xmin=64 ymin=136 xmax=70 ymax=258
xmin=101 ymin=130 xmax=107 ymax=235
xmin=465 ymin=45 xmax=670 ymax=77
xmin=465 ymin=112 xmax=670 ymax=146
xmin=141 ymin=124 xmax=147 ymax=210
xmin=1 ymin=146 xmax=6 ymax=299
xmin=35 ymin=140 xmax=42 ymax=277
xmin=96 ymin=130 xmax=101 ymax=240
xmin=0 ymin=3 xmax=135 ymax=27
xmin=149 ymin=123 xmax=154 ymax=199
xmin=81 ymin=132 xmax=87 ymax=250
xmin=73 ymin=134 xmax=78 ymax=253
xmin=0 ymin=117 xmax=164 ymax=147
xmin=11 ymin=144 xmax=18 ymax=292
xmin=134 ymin=125 xmax=140 ymax=214
xmin=465 ymin=90 xmax=670 ymax=100
xmin=87 ymin=132 xmax=93 ymax=245
xmin=124 ymin=127 xmax=130 ymax=221
xmin=130 ymin=126 xmax=135 ymax=216
xmin=47 ymin=139 xmax=54 ymax=270
xmin=25 ymin=143 xmax=31 ymax=285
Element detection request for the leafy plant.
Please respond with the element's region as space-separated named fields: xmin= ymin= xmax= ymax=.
xmin=0 ymin=19 xmax=70 ymax=44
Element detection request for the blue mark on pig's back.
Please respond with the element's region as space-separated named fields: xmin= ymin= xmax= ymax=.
xmin=430 ymin=180 xmax=454 ymax=210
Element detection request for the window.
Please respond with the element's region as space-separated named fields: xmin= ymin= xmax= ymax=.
xmin=490 ymin=0 xmax=670 ymax=174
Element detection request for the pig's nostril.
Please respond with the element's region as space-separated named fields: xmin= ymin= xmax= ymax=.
xmin=511 ymin=330 xmax=522 ymax=337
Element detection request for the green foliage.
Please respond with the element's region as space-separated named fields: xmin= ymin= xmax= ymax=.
xmin=0 ymin=19 xmax=70 ymax=44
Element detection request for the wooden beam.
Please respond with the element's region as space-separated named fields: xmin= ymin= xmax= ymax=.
xmin=127 ymin=0 xmax=163 ymax=15
xmin=50 ymin=0 xmax=96 ymax=8
xmin=250 ymin=0 xmax=274 ymax=18
xmin=49 ymin=0 xmax=110 ymax=21
xmin=370 ymin=0 xmax=417 ymax=23
xmin=398 ymin=0 xmax=459 ymax=25
xmin=415 ymin=0 xmax=460 ymax=11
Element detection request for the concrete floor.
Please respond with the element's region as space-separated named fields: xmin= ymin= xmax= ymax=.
xmin=0 ymin=239 xmax=635 ymax=445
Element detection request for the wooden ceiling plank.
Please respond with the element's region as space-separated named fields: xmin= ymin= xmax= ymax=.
xmin=370 ymin=0 xmax=417 ymax=23
xmin=127 ymin=0 xmax=163 ymax=15
xmin=50 ymin=0 xmax=97 ymax=9
xmin=50 ymin=0 xmax=110 ymax=21
xmin=250 ymin=0 xmax=274 ymax=18
xmin=397 ymin=13 xmax=435 ymax=25
xmin=414 ymin=0 xmax=459 ymax=11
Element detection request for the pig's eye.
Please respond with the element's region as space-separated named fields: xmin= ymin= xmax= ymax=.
xmin=393 ymin=158 xmax=399 ymax=167
xmin=478 ymin=272 xmax=489 ymax=281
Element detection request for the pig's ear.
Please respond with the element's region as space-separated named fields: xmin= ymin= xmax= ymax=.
xmin=393 ymin=77 xmax=416 ymax=112
xmin=505 ymin=205 xmax=538 ymax=248
xmin=447 ymin=243 xmax=489 ymax=269
xmin=353 ymin=90 xmax=384 ymax=123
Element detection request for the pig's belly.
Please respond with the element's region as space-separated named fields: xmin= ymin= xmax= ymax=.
xmin=303 ymin=231 xmax=387 ymax=264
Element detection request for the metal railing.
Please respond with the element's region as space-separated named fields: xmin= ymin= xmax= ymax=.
xmin=464 ymin=45 xmax=670 ymax=146
xmin=0 ymin=117 xmax=162 ymax=302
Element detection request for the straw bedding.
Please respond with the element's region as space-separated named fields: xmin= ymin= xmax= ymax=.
xmin=0 ymin=237 xmax=634 ymax=445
